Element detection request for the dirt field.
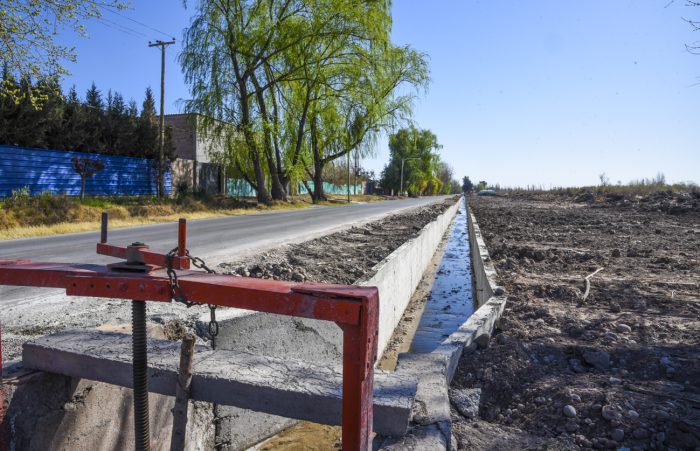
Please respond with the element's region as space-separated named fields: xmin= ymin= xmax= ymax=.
xmin=451 ymin=192 xmax=700 ymax=450
xmin=219 ymin=196 xmax=459 ymax=284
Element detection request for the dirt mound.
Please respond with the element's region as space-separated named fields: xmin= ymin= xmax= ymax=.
xmin=451 ymin=195 xmax=700 ymax=450
xmin=219 ymin=196 xmax=459 ymax=284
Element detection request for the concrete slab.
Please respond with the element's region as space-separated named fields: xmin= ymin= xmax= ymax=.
xmin=22 ymin=330 xmax=417 ymax=436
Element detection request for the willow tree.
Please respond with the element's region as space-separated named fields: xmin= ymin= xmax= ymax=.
xmin=380 ymin=126 xmax=442 ymax=196
xmin=181 ymin=0 xmax=394 ymax=203
xmin=302 ymin=42 xmax=429 ymax=203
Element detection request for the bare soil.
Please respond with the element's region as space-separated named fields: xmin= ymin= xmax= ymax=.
xmin=219 ymin=195 xmax=459 ymax=450
xmin=219 ymin=196 xmax=459 ymax=284
xmin=451 ymin=193 xmax=700 ymax=450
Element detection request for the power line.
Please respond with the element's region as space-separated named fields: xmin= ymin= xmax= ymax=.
xmin=102 ymin=6 xmax=176 ymax=40
xmin=98 ymin=17 xmax=150 ymax=38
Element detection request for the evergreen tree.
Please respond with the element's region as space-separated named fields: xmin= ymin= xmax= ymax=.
xmin=61 ymin=86 xmax=86 ymax=150
xmin=82 ymin=82 xmax=104 ymax=152
xmin=136 ymin=87 xmax=159 ymax=159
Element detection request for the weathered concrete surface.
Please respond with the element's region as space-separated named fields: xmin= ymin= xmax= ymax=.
xmin=378 ymin=353 xmax=452 ymax=449
xmin=22 ymin=330 xmax=417 ymax=436
xmin=410 ymin=201 xmax=474 ymax=353
xmin=358 ymin=198 xmax=462 ymax=359
xmin=466 ymin=205 xmax=499 ymax=307
xmin=1 ymin=366 xmax=214 ymax=451
xmin=379 ymin=196 xmax=508 ymax=450
xmin=195 ymin=198 xmax=461 ymax=447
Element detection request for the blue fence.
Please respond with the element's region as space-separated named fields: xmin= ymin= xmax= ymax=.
xmin=226 ymin=178 xmax=257 ymax=197
xmin=0 ymin=146 xmax=171 ymax=197
xmin=298 ymin=181 xmax=363 ymax=196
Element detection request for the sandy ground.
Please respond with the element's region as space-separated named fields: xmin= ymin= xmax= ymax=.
xmin=451 ymin=192 xmax=700 ymax=450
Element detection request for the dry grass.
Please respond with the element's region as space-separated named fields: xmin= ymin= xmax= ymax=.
xmin=0 ymin=195 xmax=311 ymax=240
xmin=0 ymin=192 xmax=395 ymax=241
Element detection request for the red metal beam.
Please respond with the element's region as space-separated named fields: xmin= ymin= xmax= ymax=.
xmin=0 ymin=217 xmax=379 ymax=450
xmin=96 ymin=243 xmax=190 ymax=270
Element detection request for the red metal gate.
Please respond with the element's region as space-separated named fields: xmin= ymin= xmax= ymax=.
xmin=0 ymin=217 xmax=378 ymax=450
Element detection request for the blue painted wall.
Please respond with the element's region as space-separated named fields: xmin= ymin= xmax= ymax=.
xmin=0 ymin=146 xmax=171 ymax=197
xmin=298 ymin=181 xmax=363 ymax=196
xmin=226 ymin=178 xmax=257 ymax=198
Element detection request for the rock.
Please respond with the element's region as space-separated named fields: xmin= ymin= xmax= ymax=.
xmin=627 ymin=410 xmax=639 ymax=420
xmin=583 ymin=350 xmax=611 ymax=370
xmin=656 ymin=410 xmax=670 ymax=420
xmin=450 ymin=388 xmax=481 ymax=419
xmin=602 ymin=405 xmax=621 ymax=422
xmin=654 ymin=432 xmax=665 ymax=443
xmin=569 ymin=358 xmax=586 ymax=373
xmin=616 ymin=323 xmax=632 ymax=334
xmin=575 ymin=192 xmax=596 ymax=203
xmin=611 ymin=248 xmax=622 ymax=258
xmin=611 ymin=428 xmax=625 ymax=442
xmin=632 ymin=428 xmax=649 ymax=439
xmin=475 ymin=334 xmax=490 ymax=349
xmin=463 ymin=342 xmax=478 ymax=353
xmin=494 ymin=286 xmax=505 ymax=296
xmin=570 ymin=393 xmax=581 ymax=403
xmin=610 ymin=302 xmax=622 ymax=313
xmin=565 ymin=420 xmax=579 ymax=432
xmin=495 ymin=333 xmax=511 ymax=345
xmin=596 ymin=437 xmax=618 ymax=448
xmin=563 ymin=405 xmax=577 ymax=418
xmin=291 ymin=272 xmax=305 ymax=282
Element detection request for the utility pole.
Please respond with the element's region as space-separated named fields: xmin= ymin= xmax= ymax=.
xmin=148 ymin=39 xmax=176 ymax=200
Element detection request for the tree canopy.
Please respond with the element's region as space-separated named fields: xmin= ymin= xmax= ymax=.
xmin=180 ymin=0 xmax=429 ymax=204
xmin=0 ymin=0 xmax=126 ymax=103
xmin=0 ymin=74 xmax=174 ymax=159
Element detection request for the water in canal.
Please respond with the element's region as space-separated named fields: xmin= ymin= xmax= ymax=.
xmin=409 ymin=199 xmax=475 ymax=352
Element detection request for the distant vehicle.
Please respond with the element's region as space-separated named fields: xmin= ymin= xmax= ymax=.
xmin=478 ymin=189 xmax=497 ymax=196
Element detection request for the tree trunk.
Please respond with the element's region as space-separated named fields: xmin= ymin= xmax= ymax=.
xmin=80 ymin=177 xmax=86 ymax=201
xmin=250 ymin=149 xmax=271 ymax=205
xmin=238 ymin=84 xmax=271 ymax=205
xmin=252 ymin=74 xmax=287 ymax=202
xmin=310 ymin=118 xmax=326 ymax=204
xmin=313 ymin=160 xmax=325 ymax=204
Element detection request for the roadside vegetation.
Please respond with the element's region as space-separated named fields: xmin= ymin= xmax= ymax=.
xmin=0 ymin=186 xmax=399 ymax=240
xmin=0 ymin=189 xmax=295 ymax=240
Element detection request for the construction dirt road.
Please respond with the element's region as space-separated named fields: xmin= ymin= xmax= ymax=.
xmin=451 ymin=193 xmax=700 ymax=450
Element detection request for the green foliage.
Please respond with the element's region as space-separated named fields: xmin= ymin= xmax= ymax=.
xmin=379 ymin=126 xmax=444 ymax=195
xmin=10 ymin=186 xmax=31 ymax=204
xmin=0 ymin=77 xmax=174 ymax=158
xmin=181 ymin=0 xmax=429 ymax=203
xmin=0 ymin=0 xmax=127 ymax=103
xmin=462 ymin=176 xmax=474 ymax=192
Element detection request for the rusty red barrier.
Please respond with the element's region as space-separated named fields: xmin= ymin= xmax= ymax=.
xmin=0 ymin=217 xmax=378 ymax=450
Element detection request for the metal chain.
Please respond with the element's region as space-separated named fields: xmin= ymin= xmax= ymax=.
xmin=165 ymin=248 xmax=219 ymax=347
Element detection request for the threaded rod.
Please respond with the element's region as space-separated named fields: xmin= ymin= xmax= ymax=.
xmin=132 ymin=300 xmax=150 ymax=451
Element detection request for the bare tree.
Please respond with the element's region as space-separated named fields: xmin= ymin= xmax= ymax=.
xmin=71 ymin=156 xmax=105 ymax=200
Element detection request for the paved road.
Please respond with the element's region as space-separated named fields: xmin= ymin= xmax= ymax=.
xmin=1 ymin=196 xmax=449 ymax=305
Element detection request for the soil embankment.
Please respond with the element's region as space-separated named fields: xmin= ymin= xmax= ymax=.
xmin=219 ymin=196 xmax=459 ymax=283
xmin=451 ymin=193 xmax=700 ymax=450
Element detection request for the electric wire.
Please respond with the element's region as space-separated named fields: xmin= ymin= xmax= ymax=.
xmin=101 ymin=6 xmax=176 ymax=40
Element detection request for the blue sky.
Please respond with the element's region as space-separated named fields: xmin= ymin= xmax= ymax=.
xmin=60 ymin=1 xmax=700 ymax=187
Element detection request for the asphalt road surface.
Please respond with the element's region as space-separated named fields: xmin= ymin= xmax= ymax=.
xmin=0 ymin=196 xmax=449 ymax=306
